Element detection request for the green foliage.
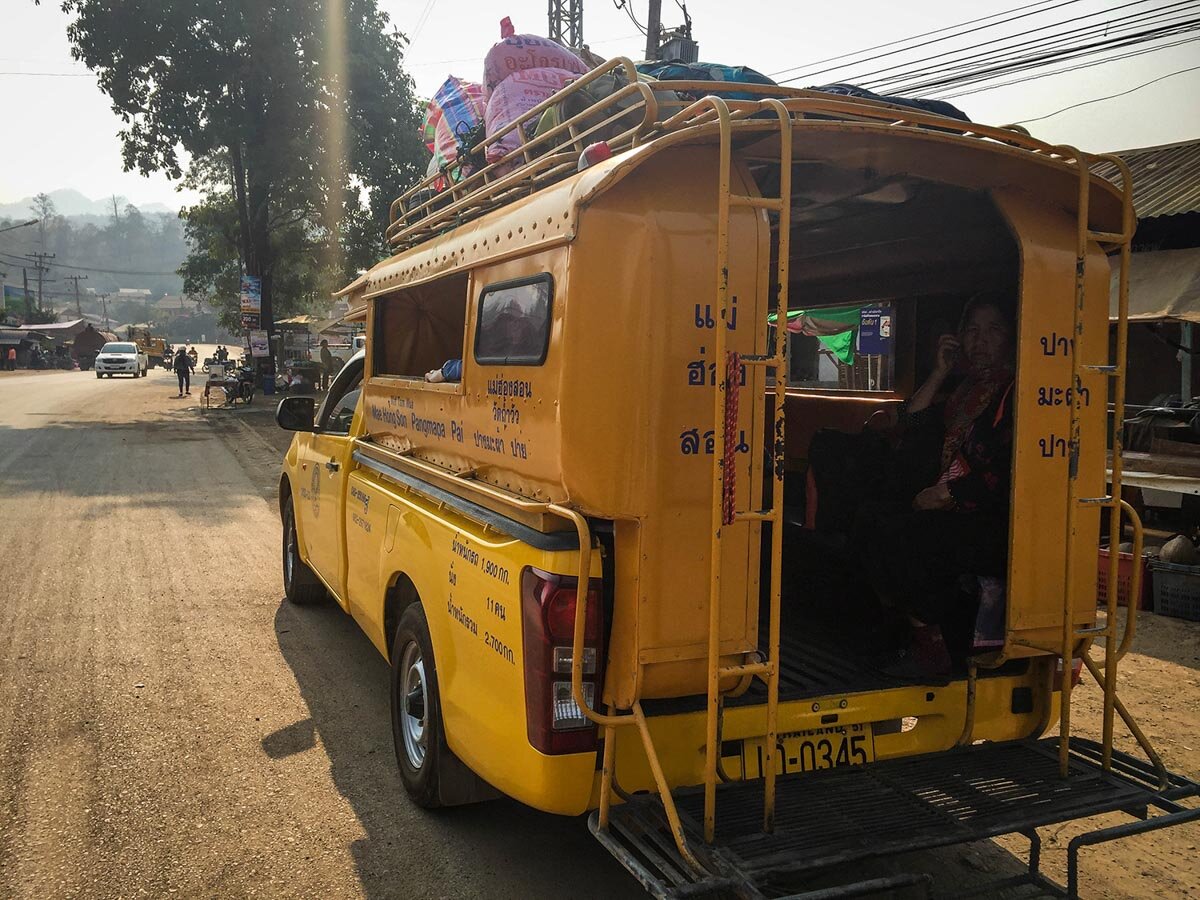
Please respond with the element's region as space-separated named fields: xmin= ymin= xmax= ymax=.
xmin=59 ymin=0 xmax=427 ymax=334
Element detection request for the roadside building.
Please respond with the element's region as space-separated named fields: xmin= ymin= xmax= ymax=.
xmin=0 ymin=328 xmax=51 ymax=368
xmin=1095 ymin=139 xmax=1200 ymax=405
xmin=1094 ymin=138 xmax=1200 ymax=518
xmin=13 ymin=318 xmax=89 ymax=349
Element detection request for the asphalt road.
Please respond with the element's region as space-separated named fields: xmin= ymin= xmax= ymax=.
xmin=0 ymin=366 xmax=641 ymax=899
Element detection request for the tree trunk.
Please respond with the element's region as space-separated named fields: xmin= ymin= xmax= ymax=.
xmin=230 ymin=143 xmax=252 ymax=272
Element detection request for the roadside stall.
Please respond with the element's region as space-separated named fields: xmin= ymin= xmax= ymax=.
xmin=274 ymin=316 xmax=322 ymax=394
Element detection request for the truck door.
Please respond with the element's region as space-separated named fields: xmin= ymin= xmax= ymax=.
xmin=296 ymin=356 xmax=364 ymax=602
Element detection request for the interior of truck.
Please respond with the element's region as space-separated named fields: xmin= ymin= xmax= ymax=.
xmin=755 ymin=167 xmax=1025 ymax=702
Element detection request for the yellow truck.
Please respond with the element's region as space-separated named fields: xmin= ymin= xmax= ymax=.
xmin=127 ymin=325 xmax=168 ymax=369
xmin=274 ymin=59 xmax=1199 ymax=897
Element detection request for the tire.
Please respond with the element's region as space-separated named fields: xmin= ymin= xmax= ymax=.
xmin=391 ymin=604 xmax=447 ymax=808
xmin=95 ymin=372 xmax=102 ymax=379
xmin=282 ymin=495 xmax=325 ymax=605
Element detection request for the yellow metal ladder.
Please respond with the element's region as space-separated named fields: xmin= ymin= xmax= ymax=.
xmin=569 ymin=96 xmax=798 ymax=875
xmin=678 ymin=96 xmax=796 ymax=843
xmin=1053 ymin=147 xmax=1167 ymax=784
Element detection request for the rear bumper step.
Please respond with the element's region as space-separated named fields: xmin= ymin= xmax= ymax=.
xmin=592 ymin=737 xmax=1199 ymax=898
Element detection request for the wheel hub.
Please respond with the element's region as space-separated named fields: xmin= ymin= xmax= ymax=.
xmin=400 ymin=643 xmax=428 ymax=769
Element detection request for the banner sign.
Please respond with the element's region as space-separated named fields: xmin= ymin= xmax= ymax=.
xmin=857 ymin=305 xmax=893 ymax=355
xmin=240 ymin=275 xmax=262 ymax=329
xmin=249 ymin=330 xmax=269 ymax=358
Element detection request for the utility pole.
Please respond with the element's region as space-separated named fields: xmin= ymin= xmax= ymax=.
xmin=22 ymin=268 xmax=33 ymax=322
xmin=644 ymin=0 xmax=662 ymax=61
xmin=97 ymin=292 xmax=110 ymax=330
xmin=548 ymin=0 xmax=583 ymax=48
xmin=64 ymin=273 xmax=88 ymax=318
xmin=29 ymin=251 xmax=55 ymax=315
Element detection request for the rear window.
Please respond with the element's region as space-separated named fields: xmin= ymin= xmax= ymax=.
xmin=102 ymin=343 xmax=137 ymax=353
xmin=473 ymin=274 xmax=552 ymax=366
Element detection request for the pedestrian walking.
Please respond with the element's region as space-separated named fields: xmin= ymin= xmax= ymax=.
xmin=319 ymin=339 xmax=333 ymax=392
xmin=173 ymin=346 xmax=193 ymax=397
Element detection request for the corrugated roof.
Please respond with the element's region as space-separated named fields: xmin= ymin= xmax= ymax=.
xmin=13 ymin=318 xmax=85 ymax=332
xmin=1093 ymin=138 xmax=1200 ymax=220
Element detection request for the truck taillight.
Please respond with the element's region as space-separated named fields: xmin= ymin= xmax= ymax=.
xmin=1053 ymin=657 xmax=1084 ymax=690
xmin=521 ymin=567 xmax=604 ymax=755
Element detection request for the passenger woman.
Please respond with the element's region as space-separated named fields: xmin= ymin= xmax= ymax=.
xmin=869 ymin=293 xmax=1016 ymax=677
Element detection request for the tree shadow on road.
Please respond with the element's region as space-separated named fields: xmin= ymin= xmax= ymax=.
xmin=0 ymin=412 xmax=269 ymax=519
xmin=270 ymin=598 xmax=643 ymax=899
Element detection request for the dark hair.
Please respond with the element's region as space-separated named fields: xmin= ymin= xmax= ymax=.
xmin=959 ymin=291 xmax=1016 ymax=337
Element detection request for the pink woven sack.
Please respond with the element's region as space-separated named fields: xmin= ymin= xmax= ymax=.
xmin=484 ymin=67 xmax=578 ymax=164
xmin=483 ymin=17 xmax=589 ymax=98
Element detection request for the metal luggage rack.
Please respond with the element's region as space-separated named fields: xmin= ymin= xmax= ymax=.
xmin=595 ymin=737 xmax=1200 ymax=899
xmin=387 ymin=55 xmax=1110 ymax=252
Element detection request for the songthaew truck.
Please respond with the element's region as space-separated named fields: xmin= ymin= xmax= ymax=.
xmin=273 ymin=58 xmax=1199 ymax=898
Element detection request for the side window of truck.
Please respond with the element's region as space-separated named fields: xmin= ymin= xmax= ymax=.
xmin=372 ymin=272 xmax=470 ymax=380
xmin=474 ymin=273 xmax=553 ymax=366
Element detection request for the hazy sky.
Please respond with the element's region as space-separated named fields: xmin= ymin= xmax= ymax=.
xmin=2 ymin=0 xmax=1198 ymax=210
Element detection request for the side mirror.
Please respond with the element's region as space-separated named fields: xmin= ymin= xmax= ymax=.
xmin=276 ymin=395 xmax=315 ymax=432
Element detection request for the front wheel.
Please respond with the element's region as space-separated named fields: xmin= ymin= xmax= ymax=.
xmin=95 ymin=372 xmax=102 ymax=379
xmin=282 ymin=495 xmax=325 ymax=605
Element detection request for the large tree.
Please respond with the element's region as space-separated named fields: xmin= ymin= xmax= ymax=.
xmin=58 ymin=0 xmax=426 ymax=359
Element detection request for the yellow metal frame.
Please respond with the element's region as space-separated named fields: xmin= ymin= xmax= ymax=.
xmin=1042 ymin=148 xmax=1165 ymax=784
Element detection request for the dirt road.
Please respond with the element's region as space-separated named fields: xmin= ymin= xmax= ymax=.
xmin=0 ymin=368 xmax=638 ymax=898
xmin=0 ymin=367 xmax=1196 ymax=899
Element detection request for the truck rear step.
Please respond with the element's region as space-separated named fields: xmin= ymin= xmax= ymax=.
xmin=592 ymin=737 xmax=1200 ymax=899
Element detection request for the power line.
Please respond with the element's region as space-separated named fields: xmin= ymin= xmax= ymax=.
xmin=1003 ymin=61 xmax=1200 ymax=117
xmin=887 ymin=15 xmax=1200 ymax=96
xmin=767 ymin=0 xmax=1066 ymax=79
xmin=927 ymin=31 xmax=1200 ymax=98
xmin=0 ymin=71 xmax=96 ymax=77
xmin=784 ymin=0 xmax=1187 ymax=87
xmin=773 ymin=0 xmax=1088 ymax=82
xmin=871 ymin=3 xmax=1199 ymax=92
xmin=0 ymin=251 xmax=179 ymax=277
xmin=613 ymin=0 xmax=649 ymax=36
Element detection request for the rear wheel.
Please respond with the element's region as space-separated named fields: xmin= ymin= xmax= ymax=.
xmin=282 ymin=495 xmax=325 ymax=605
xmin=391 ymin=604 xmax=445 ymax=807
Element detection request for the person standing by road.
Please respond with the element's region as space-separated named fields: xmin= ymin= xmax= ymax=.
xmin=319 ymin=339 xmax=333 ymax=392
xmin=173 ymin=346 xmax=194 ymax=397
xmin=5 ymin=347 xmax=15 ymax=371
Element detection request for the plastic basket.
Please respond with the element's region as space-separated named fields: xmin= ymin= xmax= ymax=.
xmin=1149 ymin=560 xmax=1200 ymax=622
xmin=1096 ymin=547 xmax=1151 ymax=610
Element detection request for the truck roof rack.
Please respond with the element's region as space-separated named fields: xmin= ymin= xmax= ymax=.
xmin=387 ymin=55 xmax=1095 ymax=252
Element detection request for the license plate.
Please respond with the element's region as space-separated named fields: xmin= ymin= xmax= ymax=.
xmin=733 ymin=723 xmax=875 ymax=780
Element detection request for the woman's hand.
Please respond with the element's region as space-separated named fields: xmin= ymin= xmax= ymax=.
xmin=913 ymin=483 xmax=955 ymax=511
xmin=907 ymin=333 xmax=961 ymax=415
xmin=934 ymin=334 xmax=961 ymax=376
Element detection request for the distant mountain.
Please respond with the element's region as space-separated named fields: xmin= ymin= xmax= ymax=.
xmin=0 ymin=188 xmax=176 ymax=220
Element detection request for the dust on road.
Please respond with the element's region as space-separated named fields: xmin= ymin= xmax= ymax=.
xmin=0 ymin=368 xmax=1196 ymax=899
xmin=0 ymin=369 xmax=638 ymax=899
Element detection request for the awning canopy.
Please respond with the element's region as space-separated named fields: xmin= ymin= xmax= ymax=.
xmin=275 ymin=314 xmax=321 ymax=326
xmin=1111 ymin=247 xmax=1200 ymax=323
